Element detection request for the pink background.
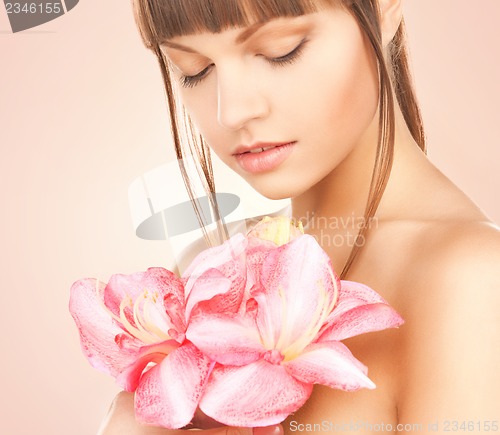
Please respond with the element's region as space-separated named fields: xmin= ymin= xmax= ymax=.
xmin=1 ymin=1 xmax=498 ymax=434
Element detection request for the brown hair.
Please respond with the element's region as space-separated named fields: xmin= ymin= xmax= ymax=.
xmin=132 ymin=0 xmax=426 ymax=278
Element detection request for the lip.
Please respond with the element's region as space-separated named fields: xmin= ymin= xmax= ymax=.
xmin=233 ymin=141 xmax=295 ymax=173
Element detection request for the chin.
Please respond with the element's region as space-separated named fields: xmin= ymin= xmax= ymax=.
xmin=249 ymin=178 xmax=311 ymax=201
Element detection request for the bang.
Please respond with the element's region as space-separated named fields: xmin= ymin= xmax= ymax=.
xmin=133 ymin=0 xmax=337 ymax=48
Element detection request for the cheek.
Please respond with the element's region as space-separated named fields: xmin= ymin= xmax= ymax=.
xmin=246 ymin=22 xmax=379 ymax=199
xmin=179 ymin=83 xmax=228 ymax=155
xmin=330 ymin=34 xmax=379 ymax=136
xmin=298 ymin=28 xmax=379 ymax=150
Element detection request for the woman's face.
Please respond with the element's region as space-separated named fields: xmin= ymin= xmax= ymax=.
xmin=161 ymin=6 xmax=379 ymax=200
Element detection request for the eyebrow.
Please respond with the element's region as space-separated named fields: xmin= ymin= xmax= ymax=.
xmin=161 ymin=21 xmax=269 ymax=53
xmin=235 ymin=21 xmax=267 ymax=44
xmin=160 ymin=40 xmax=197 ymax=53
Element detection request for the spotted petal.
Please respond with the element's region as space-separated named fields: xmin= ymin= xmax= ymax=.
xmin=103 ymin=267 xmax=185 ymax=333
xmin=69 ymin=278 xmax=141 ymax=377
xmin=182 ymin=233 xmax=247 ymax=283
xmin=200 ymin=360 xmax=312 ymax=427
xmin=284 ymin=341 xmax=375 ymax=391
xmin=184 ymin=268 xmax=233 ymax=320
xmin=244 ymin=236 xmax=276 ymax=297
xmin=183 ymin=233 xmax=248 ymax=314
xmin=134 ymin=343 xmax=213 ymax=429
xmin=255 ymin=235 xmax=338 ymax=352
xmin=116 ymin=340 xmax=179 ymax=391
xmin=319 ymin=281 xmax=404 ymax=341
xmin=186 ymin=314 xmax=263 ymax=366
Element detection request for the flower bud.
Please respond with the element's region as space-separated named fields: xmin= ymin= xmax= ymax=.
xmin=248 ymin=216 xmax=304 ymax=246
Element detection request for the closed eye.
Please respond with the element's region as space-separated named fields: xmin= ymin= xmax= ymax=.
xmin=180 ymin=64 xmax=213 ymax=88
xmin=178 ymin=39 xmax=308 ymax=88
xmin=266 ymin=38 xmax=308 ymax=67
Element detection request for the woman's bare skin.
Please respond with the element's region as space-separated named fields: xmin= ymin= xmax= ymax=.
xmin=98 ymin=1 xmax=500 ymax=433
xmin=99 ymin=101 xmax=500 ymax=433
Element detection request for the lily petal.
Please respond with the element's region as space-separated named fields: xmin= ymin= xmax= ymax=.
xmin=256 ymin=236 xmax=337 ymax=350
xmin=134 ymin=343 xmax=212 ymax=429
xmin=182 ymin=233 xmax=247 ymax=284
xmin=244 ymin=236 xmax=276 ymax=296
xmin=285 ymin=341 xmax=376 ymax=391
xmin=69 ymin=278 xmax=141 ymax=377
xmin=103 ymin=267 xmax=184 ymax=331
xmin=200 ymin=360 xmax=312 ymax=427
xmin=116 ymin=340 xmax=180 ymax=392
xmin=319 ymin=303 xmax=404 ymax=342
xmin=319 ymin=281 xmax=404 ymax=341
xmin=183 ymin=233 xmax=248 ymax=314
xmin=184 ymin=268 xmax=233 ymax=320
xmin=331 ymin=281 xmax=389 ymax=317
xmin=186 ymin=314 xmax=263 ymax=365
xmin=186 ymin=267 xmax=248 ymax=321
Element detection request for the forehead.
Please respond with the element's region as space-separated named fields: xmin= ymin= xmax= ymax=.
xmin=146 ymin=0 xmax=337 ymax=42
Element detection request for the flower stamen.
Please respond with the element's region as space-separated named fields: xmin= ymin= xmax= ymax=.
xmin=95 ymin=279 xmax=172 ymax=345
xmin=281 ymin=271 xmax=339 ymax=361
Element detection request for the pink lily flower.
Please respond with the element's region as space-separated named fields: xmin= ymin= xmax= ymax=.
xmin=69 ymin=234 xmax=249 ymax=428
xmin=187 ymin=235 xmax=404 ymax=427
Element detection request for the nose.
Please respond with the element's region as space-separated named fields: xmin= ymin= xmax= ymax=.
xmin=216 ymin=66 xmax=270 ymax=131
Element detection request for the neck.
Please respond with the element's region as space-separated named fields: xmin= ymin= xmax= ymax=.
xmin=291 ymin=99 xmax=422 ymax=272
xmin=291 ymin=108 xmax=379 ymax=223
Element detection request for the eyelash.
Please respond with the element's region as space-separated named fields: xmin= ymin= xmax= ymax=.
xmin=180 ymin=39 xmax=308 ymax=89
xmin=267 ymin=38 xmax=307 ymax=68
xmin=180 ymin=66 xmax=212 ymax=89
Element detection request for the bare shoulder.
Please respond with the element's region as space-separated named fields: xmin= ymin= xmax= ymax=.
xmin=400 ymin=219 xmax=500 ymax=305
xmin=395 ymin=220 xmax=500 ymax=424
